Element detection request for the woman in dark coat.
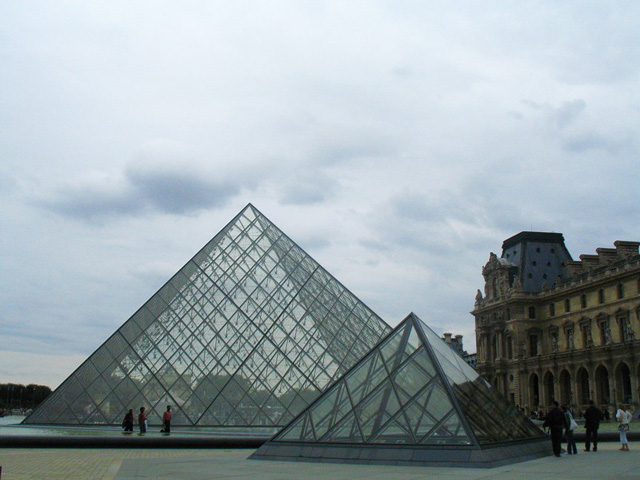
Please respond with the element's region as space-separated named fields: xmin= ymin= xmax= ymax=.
xmin=122 ymin=409 xmax=134 ymax=433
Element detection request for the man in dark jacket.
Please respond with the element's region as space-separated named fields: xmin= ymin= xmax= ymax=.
xmin=544 ymin=401 xmax=568 ymax=457
xmin=583 ymin=400 xmax=604 ymax=452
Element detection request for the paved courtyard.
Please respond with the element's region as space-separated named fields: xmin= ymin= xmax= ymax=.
xmin=0 ymin=442 xmax=638 ymax=479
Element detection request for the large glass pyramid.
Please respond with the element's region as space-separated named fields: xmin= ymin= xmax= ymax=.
xmin=251 ymin=313 xmax=549 ymax=467
xmin=23 ymin=204 xmax=390 ymax=431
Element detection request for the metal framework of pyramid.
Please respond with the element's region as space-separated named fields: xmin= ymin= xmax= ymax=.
xmin=24 ymin=204 xmax=390 ymax=431
xmin=251 ymin=313 xmax=549 ymax=468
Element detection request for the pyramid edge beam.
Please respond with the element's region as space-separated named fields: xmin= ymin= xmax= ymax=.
xmin=407 ymin=313 xmax=481 ymax=448
xmin=411 ymin=314 xmax=547 ymax=444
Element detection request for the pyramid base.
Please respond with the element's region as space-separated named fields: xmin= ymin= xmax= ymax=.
xmin=249 ymin=438 xmax=552 ymax=468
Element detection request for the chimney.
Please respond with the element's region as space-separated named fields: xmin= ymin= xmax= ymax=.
xmin=614 ymin=241 xmax=640 ymax=259
xmin=579 ymin=254 xmax=599 ymax=271
xmin=564 ymin=261 xmax=583 ymax=280
xmin=595 ymin=248 xmax=617 ymax=265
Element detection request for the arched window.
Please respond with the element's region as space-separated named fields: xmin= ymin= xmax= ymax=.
xmin=544 ymin=371 xmax=555 ymax=405
xmin=617 ymin=309 xmax=633 ymax=342
xmin=576 ymin=368 xmax=590 ymax=406
xmin=530 ymin=373 xmax=540 ymax=407
xmin=615 ymin=363 xmax=632 ymax=403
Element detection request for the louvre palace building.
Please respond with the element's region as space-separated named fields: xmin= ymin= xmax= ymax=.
xmin=473 ymin=231 xmax=640 ymax=415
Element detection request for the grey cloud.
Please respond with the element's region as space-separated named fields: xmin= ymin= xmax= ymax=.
xmin=38 ymin=181 xmax=143 ymax=221
xmin=298 ymin=235 xmax=331 ymax=251
xmin=521 ymin=99 xmax=586 ymax=129
xmin=562 ymin=131 xmax=631 ymax=153
xmin=126 ymin=164 xmax=239 ymax=215
xmin=309 ymin=130 xmax=397 ymax=167
xmin=279 ymin=171 xmax=337 ymax=206
xmin=388 ymin=192 xmax=481 ymax=227
xmin=554 ymin=100 xmax=586 ymax=129
xmin=358 ymin=239 xmax=390 ymax=252
xmin=0 ymin=171 xmax=17 ymax=194
xmin=38 ymin=142 xmax=249 ymax=221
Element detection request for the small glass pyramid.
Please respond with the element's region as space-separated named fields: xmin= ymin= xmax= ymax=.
xmin=23 ymin=204 xmax=390 ymax=431
xmin=252 ymin=313 xmax=548 ymax=467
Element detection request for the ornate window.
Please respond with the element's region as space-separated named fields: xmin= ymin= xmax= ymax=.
xmin=548 ymin=326 xmax=559 ymax=353
xmin=580 ymin=318 xmax=594 ymax=348
xmin=617 ymin=309 xmax=634 ymax=342
xmin=528 ymin=329 xmax=542 ymax=356
xmin=597 ymin=314 xmax=613 ymax=345
xmin=564 ymin=323 xmax=575 ymax=350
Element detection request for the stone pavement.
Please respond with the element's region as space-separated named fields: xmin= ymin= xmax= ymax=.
xmin=0 ymin=443 xmax=638 ymax=479
xmin=0 ymin=449 xmax=204 ymax=480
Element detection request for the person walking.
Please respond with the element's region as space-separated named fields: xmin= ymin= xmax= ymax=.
xmin=122 ymin=409 xmax=134 ymax=433
xmin=161 ymin=405 xmax=172 ymax=434
xmin=138 ymin=407 xmax=147 ymax=434
xmin=562 ymin=405 xmax=578 ymax=454
xmin=583 ymin=400 xmax=603 ymax=452
xmin=543 ymin=401 xmax=568 ymax=457
xmin=616 ymin=403 xmax=632 ymax=451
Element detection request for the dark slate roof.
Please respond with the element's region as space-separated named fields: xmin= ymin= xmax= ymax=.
xmin=501 ymin=231 xmax=573 ymax=293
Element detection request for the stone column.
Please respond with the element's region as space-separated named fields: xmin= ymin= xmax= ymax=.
xmin=588 ymin=366 xmax=596 ymax=404
xmin=607 ymin=364 xmax=616 ymax=406
xmin=630 ymin=372 xmax=638 ymax=404
xmin=553 ymin=368 xmax=560 ymax=404
xmin=569 ymin=367 xmax=579 ymax=408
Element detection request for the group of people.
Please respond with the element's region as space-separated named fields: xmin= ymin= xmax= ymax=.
xmin=543 ymin=400 xmax=633 ymax=456
xmin=122 ymin=405 xmax=172 ymax=435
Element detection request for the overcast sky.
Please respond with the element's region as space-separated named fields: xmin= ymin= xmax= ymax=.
xmin=1 ymin=1 xmax=639 ymax=389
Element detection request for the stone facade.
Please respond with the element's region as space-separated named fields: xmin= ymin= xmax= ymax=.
xmin=472 ymin=232 xmax=640 ymax=415
xmin=442 ymin=332 xmax=477 ymax=368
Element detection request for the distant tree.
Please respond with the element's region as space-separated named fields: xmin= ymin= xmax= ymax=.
xmin=0 ymin=383 xmax=52 ymax=410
